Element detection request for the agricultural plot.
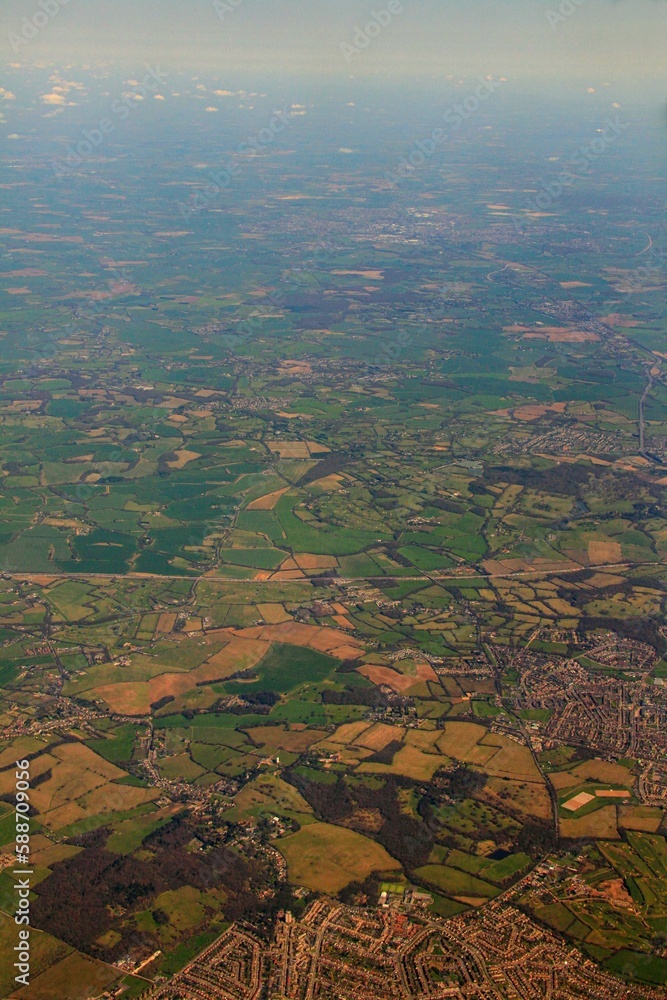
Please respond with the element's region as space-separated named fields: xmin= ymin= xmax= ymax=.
xmin=525 ymin=835 xmax=667 ymax=983
xmin=228 ymin=774 xmax=314 ymax=824
xmin=3 ymin=950 xmax=120 ymax=1000
xmin=560 ymin=806 xmax=621 ymax=841
xmin=357 ymin=660 xmax=438 ymax=694
xmin=0 ymin=90 xmax=666 ymax=996
xmin=225 ymin=643 xmax=337 ymax=695
xmin=413 ymin=864 xmax=501 ymax=901
xmin=0 ymin=911 xmax=72 ymax=998
xmin=277 ymin=822 xmax=400 ymax=893
xmin=0 ymin=742 xmax=158 ymax=833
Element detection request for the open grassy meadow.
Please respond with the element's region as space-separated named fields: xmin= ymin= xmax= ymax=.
xmin=277 ymin=823 xmax=400 ymax=893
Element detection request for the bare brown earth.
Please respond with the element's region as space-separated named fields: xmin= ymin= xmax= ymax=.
xmin=293 ymin=554 xmax=339 ymax=570
xmin=355 ymin=723 xmax=404 ymax=751
xmin=357 ymin=662 xmax=436 ymax=693
xmin=588 ymin=541 xmax=623 ymax=564
xmin=600 ymin=313 xmax=640 ymax=327
xmin=225 ymin=622 xmax=364 ymax=655
xmin=504 ymin=324 xmax=599 ymax=343
xmin=1 ymin=267 xmax=47 ymax=276
xmin=247 ymin=727 xmax=322 ymax=753
xmin=256 ymin=603 xmax=292 ymax=624
xmin=247 ymin=488 xmax=290 ymax=510
xmin=91 ymin=637 xmax=270 ymax=715
xmin=483 ymin=556 xmax=579 ymax=576
xmin=511 ymin=402 xmax=568 ymax=421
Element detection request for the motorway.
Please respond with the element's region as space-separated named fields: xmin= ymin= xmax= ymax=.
xmin=2 ymin=559 xmax=663 ymax=588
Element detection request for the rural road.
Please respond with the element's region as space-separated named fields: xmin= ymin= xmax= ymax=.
xmin=639 ymin=367 xmax=654 ymax=456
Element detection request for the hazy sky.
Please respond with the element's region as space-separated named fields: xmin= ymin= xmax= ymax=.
xmin=2 ymin=0 xmax=666 ymax=82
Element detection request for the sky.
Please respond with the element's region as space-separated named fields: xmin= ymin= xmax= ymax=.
xmin=2 ymin=0 xmax=666 ymax=84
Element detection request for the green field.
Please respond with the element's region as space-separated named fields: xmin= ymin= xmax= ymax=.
xmin=0 ymin=70 xmax=665 ymax=997
xmin=225 ymin=643 xmax=337 ymax=694
xmin=414 ymin=864 xmax=501 ymax=898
